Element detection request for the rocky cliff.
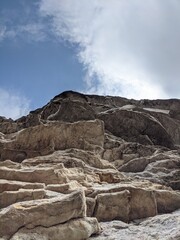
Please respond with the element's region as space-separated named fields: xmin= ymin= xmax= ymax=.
xmin=0 ymin=91 xmax=180 ymax=240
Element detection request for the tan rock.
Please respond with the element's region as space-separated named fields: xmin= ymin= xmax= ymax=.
xmin=89 ymin=184 xmax=157 ymax=221
xmin=0 ymin=166 xmax=66 ymax=185
xmin=86 ymin=197 xmax=96 ymax=217
xmin=46 ymin=181 xmax=84 ymax=193
xmin=0 ymin=190 xmax=86 ymax=239
xmin=154 ymin=190 xmax=180 ymax=213
xmin=128 ymin=188 xmax=157 ymax=220
xmin=0 ymin=160 xmax=20 ymax=168
xmin=0 ymin=119 xmax=104 ymax=161
xmin=0 ymin=179 xmax=45 ymax=193
xmin=94 ymin=190 xmax=130 ymax=222
xmin=10 ymin=217 xmax=100 ymax=240
xmin=102 ymin=147 xmax=123 ymax=162
xmin=0 ymin=189 xmax=46 ymax=208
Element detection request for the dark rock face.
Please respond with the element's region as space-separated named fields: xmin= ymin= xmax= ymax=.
xmin=0 ymin=90 xmax=180 ymax=240
xmin=99 ymin=109 xmax=174 ymax=148
xmin=48 ymin=99 xmax=96 ymax=122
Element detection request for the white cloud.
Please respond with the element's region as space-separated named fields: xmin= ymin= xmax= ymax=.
xmin=0 ymin=88 xmax=30 ymax=120
xmin=0 ymin=26 xmax=6 ymax=41
xmin=39 ymin=0 xmax=180 ymax=99
xmin=18 ymin=23 xmax=46 ymax=41
xmin=0 ymin=23 xmax=46 ymax=42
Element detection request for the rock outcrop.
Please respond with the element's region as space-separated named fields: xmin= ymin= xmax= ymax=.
xmin=0 ymin=90 xmax=180 ymax=240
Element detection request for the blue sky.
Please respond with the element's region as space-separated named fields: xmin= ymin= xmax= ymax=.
xmin=0 ymin=0 xmax=180 ymax=119
xmin=0 ymin=0 xmax=85 ymax=118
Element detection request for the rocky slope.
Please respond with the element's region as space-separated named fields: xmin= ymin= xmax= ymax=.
xmin=0 ymin=90 xmax=180 ymax=240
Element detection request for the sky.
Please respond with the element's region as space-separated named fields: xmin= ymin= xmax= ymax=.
xmin=0 ymin=0 xmax=180 ymax=119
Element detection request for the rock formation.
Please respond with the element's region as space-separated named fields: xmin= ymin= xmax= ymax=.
xmin=0 ymin=90 xmax=180 ymax=240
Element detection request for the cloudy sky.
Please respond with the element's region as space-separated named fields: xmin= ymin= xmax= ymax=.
xmin=0 ymin=0 xmax=180 ymax=119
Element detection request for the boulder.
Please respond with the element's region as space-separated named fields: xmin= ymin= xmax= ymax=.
xmin=10 ymin=217 xmax=100 ymax=240
xmin=0 ymin=166 xmax=66 ymax=185
xmin=94 ymin=190 xmax=130 ymax=222
xmin=0 ymin=179 xmax=45 ymax=193
xmin=86 ymin=197 xmax=96 ymax=217
xmin=89 ymin=184 xmax=157 ymax=221
xmin=154 ymin=190 xmax=180 ymax=213
xmin=99 ymin=109 xmax=174 ymax=148
xmin=0 ymin=190 xmax=86 ymax=239
xmin=0 ymin=189 xmax=46 ymax=208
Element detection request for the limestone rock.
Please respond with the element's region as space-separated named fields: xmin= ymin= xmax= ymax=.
xmin=0 ymin=190 xmax=86 ymax=239
xmin=0 ymin=189 xmax=46 ymax=208
xmin=10 ymin=217 xmax=100 ymax=240
xmin=0 ymin=179 xmax=45 ymax=193
xmin=86 ymin=197 xmax=96 ymax=217
xmin=46 ymin=181 xmax=83 ymax=194
xmin=94 ymin=190 xmax=130 ymax=222
xmin=0 ymin=119 xmax=104 ymax=161
xmin=154 ymin=189 xmax=180 ymax=213
xmin=0 ymin=91 xmax=180 ymax=240
xmin=89 ymin=184 xmax=158 ymax=221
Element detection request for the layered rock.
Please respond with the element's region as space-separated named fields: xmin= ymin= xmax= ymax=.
xmin=89 ymin=210 xmax=180 ymax=240
xmin=0 ymin=119 xmax=104 ymax=161
xmin=11 ymin=217 xmax=100 ymax=240
xmin=0 ymin=90 xmax=180 ymax=240
xmin=0 ymin=190 xmax=87 ymax=239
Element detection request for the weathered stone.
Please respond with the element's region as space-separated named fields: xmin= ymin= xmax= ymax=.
xmin=0 ymin=91 xmax=180 ymax=240
xmin=0 ymin=162 xmax=98 ymax=186
xmin=119 ymin=157 xmax=150 ymax=172
xmin=89 ymin=210 xmax=180 ymax=240
xmin=0 ymin=179 xmax=45 ymax=193
xmin=48 ymin=99 xmax=96 ymax=122
xmin=0 ymin=166 xmax=66 ymax=185
xmin=46 ymin=181 xmax=83 ymax=194
xmin=154 ymin=190 xmax=180 ymax=213
xmin=86 ymin=197 xmax=96 ymax=217
xmin=0 ymin=117 xmax=18 ymax=134
xmin=88 ymin=184 xmax=157 ymax=221
xmin=128 ymin=188 xmax=157 ymax=221
xmin=0 ymin=119 xmax=104 ymax=161
xmin=99 ymin=109 xmax=174 ymax=148
xmin=0 ymin=189 xmax=46 ymax=208
xmin=0 ymin=190 xmax=86 ymax=239
xmin=94 ymin=190 xmax=130 ymax=222
xmin=10 ymin=217 xmax=100 ymax=240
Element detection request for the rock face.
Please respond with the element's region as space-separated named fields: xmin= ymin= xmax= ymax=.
xmin=0 ymin=90 xmax=180 ymax=240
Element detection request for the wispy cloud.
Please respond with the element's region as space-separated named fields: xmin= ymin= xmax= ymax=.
xmin=39 ymin=0 xmax=180 ymax=99
xmin=0 ymin=0 xmax=48 ymax=43
xmin=0 ymin=88 xmax=30 ymax=120
xmin=0 ymin=25 xmax=6 ymax=41
xmin=0 ymin=23 xmax=47 ymax=42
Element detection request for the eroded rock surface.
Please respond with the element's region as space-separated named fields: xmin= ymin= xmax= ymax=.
xmin=0 ymin=91 xmax=180 ymax=240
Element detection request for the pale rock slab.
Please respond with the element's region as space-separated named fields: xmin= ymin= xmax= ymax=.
xmin=10 ymin=217 xmax=100 ymax=240
xmin=0 ymin=179 xmax=45 ymax=193
xmin=0 ymin=189 xmax=46 ymax=208
xmin=0 ymin=119 xmax=104 ymax=161
xmin=94 ymin=190 xmax=130 ymax=222
xmin=0 ymin=190 xmax=86 ymax=239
